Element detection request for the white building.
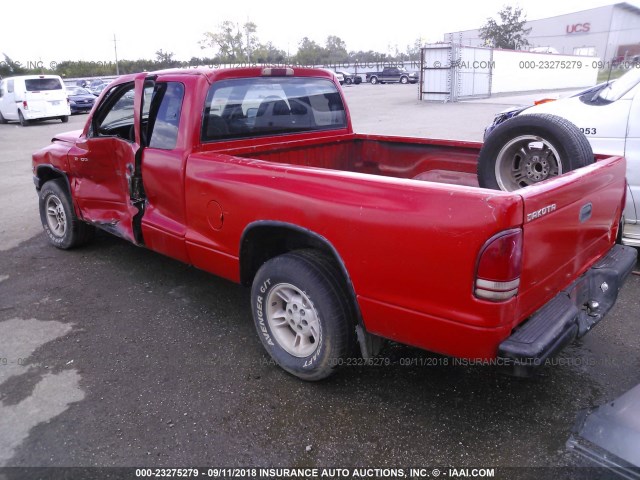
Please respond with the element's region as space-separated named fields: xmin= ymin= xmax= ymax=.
xmin=445 ymin=3 xmax=640 ymax=61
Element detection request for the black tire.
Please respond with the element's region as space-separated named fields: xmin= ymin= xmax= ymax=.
xmin=345 ymin=77 xmax=353 ymax=85
xmin=400 ymin=76 xmax=409 ymax=84
xmin=0 ymin=111 xmax=6 ymax=124
xmin=39 ymin=179 xmax=95 ymax=249
xmin=18 ymin=111 xmax=28 ymax=127
xmin=60 ymin=116 xmax=69 ymax=123
xmin=251 ymin=249 xmax=355 ymax=381
xmin=354 ymin=77 xmax=362 ymax=85
xmin=477 ymin=114 xmax=594 ymax=191
xmin=370 ymin=76 xmax=379 ymax=85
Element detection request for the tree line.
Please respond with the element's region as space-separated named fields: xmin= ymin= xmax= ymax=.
xmin=1 ymin=21 xmax=423 ymax=78
xmin=1 ymin=8 xmax=531 ymax=78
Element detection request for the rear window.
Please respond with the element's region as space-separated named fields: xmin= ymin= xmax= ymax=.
xmin=201 ymin=77 xmax=347 ymax=142
xmin=25 ymin=78 xmax=63 ymax=92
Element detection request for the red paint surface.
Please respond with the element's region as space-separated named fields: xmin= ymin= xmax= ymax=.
xmin=32 ymin=67 xmax=627 ymax=360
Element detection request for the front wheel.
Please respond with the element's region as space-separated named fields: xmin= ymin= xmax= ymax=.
xmin=400 ymin=76 xmax=409 ymax=84
xmin=477 ymin=114 xmax=594 ymax=191
xmin=60 ymin=116 xmax=69 ymax=123
xmin=344 ymin=77 xmax=353 ymax=85
xmin=251 ymin=250 xmax=355 ymax=381
xmin=39 ymin=180 xmax=95 ymax=249
xmin=0 ymin=111 xmax=6 ymax=124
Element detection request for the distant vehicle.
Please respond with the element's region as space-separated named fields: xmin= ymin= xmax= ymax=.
xmin=335 ymin=71 xmax=345 ymax=85
xmin=88 ymin=78 xmax=106 ymax=89
xmin=0 ymin=75 xmax=70 ymax=126
xmin=66 ymin=86 xmax=96 ymax=114
xmin=365 ymin=67 xmax=418 ymax=84
xmin=336 ymin=70 xmax=362 ymax=85
xmin=89 ymin=83 xmax=108 ymax=96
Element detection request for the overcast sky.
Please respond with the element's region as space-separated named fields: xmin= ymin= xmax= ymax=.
xmin=1 ymin=0 xmax=637 ymax=65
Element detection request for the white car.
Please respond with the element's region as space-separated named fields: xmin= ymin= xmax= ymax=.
xmin=484 ymin=68 xmax=640 ymax=248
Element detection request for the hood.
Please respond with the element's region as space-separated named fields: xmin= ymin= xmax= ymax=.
xmin=52 ymin=130 xmax=83 ymax=143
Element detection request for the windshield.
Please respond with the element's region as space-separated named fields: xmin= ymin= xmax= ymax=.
xmin=599 ymin=68 xmax=640 ymax=102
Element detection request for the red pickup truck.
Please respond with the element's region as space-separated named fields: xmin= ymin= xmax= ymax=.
xmin=32 ymin=67 xmax=636 ymax=380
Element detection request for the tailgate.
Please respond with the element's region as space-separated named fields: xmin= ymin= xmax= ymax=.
xmin=516 ymin=156 xmax=627 ymax=320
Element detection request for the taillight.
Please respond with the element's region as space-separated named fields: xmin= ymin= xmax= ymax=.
xmin=22 ymin=101 xmax=28 ymax=109
xmin=475 ymin=228 xmax=523 ymax=301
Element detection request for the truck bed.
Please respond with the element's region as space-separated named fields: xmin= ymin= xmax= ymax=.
xmin=207 ymin=133 xmax=482 ymax=187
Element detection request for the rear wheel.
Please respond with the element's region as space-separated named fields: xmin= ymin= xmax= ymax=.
xmin=345 ymin=77 xmax=353 ymax=85
xmin=477 ymin=114 xmax=594 ymax=191
xmin=400 ymin=76 xmax=409 ymax=84
xmin=0 ymin=111 xmax=6 ymax=124
xmin=39 ymin=180 xmax=95 ymax=249
xmin=60 ymin=116 xmax=69 ymax=123
xmin=251 ymin=249 xmax=355 ymax=381
xmin=18 ymin=111 xmax=28 ymax=127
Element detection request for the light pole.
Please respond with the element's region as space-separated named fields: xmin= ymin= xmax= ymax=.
xmin=113 ymin=34 xmax=120 ymax=75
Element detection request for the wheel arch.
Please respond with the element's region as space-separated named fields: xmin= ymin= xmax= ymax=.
xmin=34 ymin=165 xmax=71 ymax=194
xmin=239 ymin=221 xmax=372 ymax=350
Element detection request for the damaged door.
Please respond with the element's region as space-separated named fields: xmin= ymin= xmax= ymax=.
xmin=68 ymin=74 xmax=153 ymax=243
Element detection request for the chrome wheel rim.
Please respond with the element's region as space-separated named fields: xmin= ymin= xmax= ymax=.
xmin=266 ymin=283 xmax=321 ymax=358
xmin=495 ymin=135 xmax=562 ymax=191
xmin=46 ymin=195 xmax=66 ymax=237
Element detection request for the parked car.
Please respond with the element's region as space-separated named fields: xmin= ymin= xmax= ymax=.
xmin=336 ymin=70 xmax=362 ymax=85
xmin=482 ymin=67 xmax=640 ymax=248
xmin=0 ymin=75 xmax=70 ymax=125
xmin=66 ymin=86 xmax=96 ymax=114
xmin=31 ymin=67 xmax=635 ymax=381
xmin=366 ymin=67 xmax=418 ymax=84
xmin=89 ymin=83 xmax=108 ymax=96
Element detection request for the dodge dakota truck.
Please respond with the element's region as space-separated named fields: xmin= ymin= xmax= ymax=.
xmin=32 ymin=67 xmax=637 ymax=381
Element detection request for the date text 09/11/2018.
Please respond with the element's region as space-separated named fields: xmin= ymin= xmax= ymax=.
xmin=135 ymin=467 xmax=497 ymax=478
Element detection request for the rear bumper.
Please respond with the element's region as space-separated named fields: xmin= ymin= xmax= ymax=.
xmin=498 ymin=244 xmax=637 ymax=376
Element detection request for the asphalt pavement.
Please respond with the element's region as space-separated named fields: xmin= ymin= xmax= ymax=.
xmin=0 ymin=84 xmax=638 ymax=476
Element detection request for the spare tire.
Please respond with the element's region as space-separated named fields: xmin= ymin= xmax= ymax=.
xmin=477 ymin=113 xmax=594 ymax=191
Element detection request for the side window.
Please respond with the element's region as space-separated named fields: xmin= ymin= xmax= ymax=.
xmin=148 ymin=82 xmax=184 ymax=150
xmin=91 ymin=83 xmax=154 ymax=142
xmin=93 ymin=84 xmax=136 ymax=140
xmin=7 ymin=80 xmax=14 ymax=94
xmin=201 ymin=77 xmax=346 ymax=142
